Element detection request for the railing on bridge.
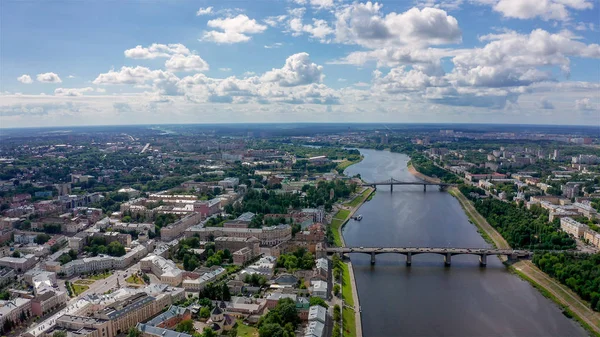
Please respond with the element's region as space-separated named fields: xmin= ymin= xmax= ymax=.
xmin=360 ymin=178 xmax=456 ymax=192
xmin=319 ymin=247 xmax=532 ymax=267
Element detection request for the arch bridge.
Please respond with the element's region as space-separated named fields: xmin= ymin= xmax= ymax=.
xmin=360 ymin=178 xmax=456 ymax=192
xmin=322 ymin=247 xmax=532 ymax=266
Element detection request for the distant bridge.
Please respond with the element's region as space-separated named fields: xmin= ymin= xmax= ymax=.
xmin=360 ymin=178 xmax=456 ymax=191
xmin=322 ymin=247 xmax=532 ymax=266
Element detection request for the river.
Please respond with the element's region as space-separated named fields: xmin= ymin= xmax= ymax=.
xmin=343 ymin=149 xmax=587 ymax=337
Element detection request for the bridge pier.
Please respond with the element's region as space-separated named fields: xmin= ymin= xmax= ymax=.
xmin=370 ymin=252 xmax=376 ymax=265
xmin=390 ymin=184 xmax=393 ymax=192
xmin=479 ymin=254 xmax=487 ymax=266
xmin=444 ymin=253 xmax=452 ymax=266
xmin=406 ymin=252 xmax=412 ymax=266
xmin=423 ymin=184 xmax=426 ymax=192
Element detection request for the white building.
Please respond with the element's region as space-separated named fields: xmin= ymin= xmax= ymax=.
xmin=560 ymin=217 xmax=588 ymax=238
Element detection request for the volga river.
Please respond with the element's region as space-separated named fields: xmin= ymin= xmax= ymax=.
xmin=343 ymin=149 xmax=587 ymax=337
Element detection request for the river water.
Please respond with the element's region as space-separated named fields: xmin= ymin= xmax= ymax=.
xmin=343 ymin=149 xmax=587 ymax=337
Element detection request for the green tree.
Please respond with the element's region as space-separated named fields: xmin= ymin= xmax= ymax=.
xmin=222 ymin=283 xmax=231 ymax=301
xmin=175 ymin=319 xmax=195 ymax=334
xmin=309 ymin=297 xmax=328 ymax=308
xmin=107 ymin=241 xmax=126 ymax=257
xmin=11 ymin=251 xmax=20 ymax=258
xmin=34 ymin=233 xmax=51 ymax=244
xmin=199 ymin=306 xmax=211 ymax=319
xmin=127 ymin=327 xmax=141 ymax=337
xmin=201 ymin=327 xmax=217 ymax=337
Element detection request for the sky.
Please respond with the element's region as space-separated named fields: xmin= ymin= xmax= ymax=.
xmin=1 ymin=0 xmax=599 ymax=128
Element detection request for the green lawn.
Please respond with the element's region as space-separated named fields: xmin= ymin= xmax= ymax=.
xmin=340 ymin=263 xmax=354 ymax=306
xmin=342 ymin=307 xmax=357 ymax=337
xmin=71 ymin=284 xmax=89 ymax=296
xmin=330 ymin=209 xmax=350 ymax=247
xmin=236 ymin=320 xmax=258 ymax=337
xmin=344 ymin=189 xmax=371 ymax=208
xmin=87 ymin=272 xmax=111 ymax=280
xmin=125 ymin=274 xmax=145 ymax=285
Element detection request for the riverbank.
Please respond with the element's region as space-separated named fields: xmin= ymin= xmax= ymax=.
xmin=449 ymin=187 xmax=510 ymax=250
xmin=331 ymin=186 xmax=372 ymax=337
xmin=407 ymin=161 xmax=441 ymax=184
xmin=409 ymin=159 xmax=600 ymax=335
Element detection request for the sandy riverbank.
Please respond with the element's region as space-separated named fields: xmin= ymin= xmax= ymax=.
xmin=407 ymin=162 xmax=441 ymax=184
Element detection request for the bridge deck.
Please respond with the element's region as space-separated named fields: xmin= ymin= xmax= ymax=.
xmin=325 ymin=247 xmax=531 ymax=256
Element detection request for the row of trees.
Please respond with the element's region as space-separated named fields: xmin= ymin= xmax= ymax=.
xmin=533 ymin=252 xmax=600 ymax=311
xmin=471 ymin=198 xmax=575 ymax=250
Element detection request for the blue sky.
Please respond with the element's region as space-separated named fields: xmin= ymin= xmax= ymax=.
xmin=1 ymin=0 xmax=599 ymax=127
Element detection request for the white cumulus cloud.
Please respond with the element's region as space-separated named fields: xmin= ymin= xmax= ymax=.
xmin=165 ymin=54 xmax=210 ymax=72
xmin=261 ymin=53 xmax=324 ymax=87
xmin=124 ymin=43 xmax=191 ymax=59
xmin=36 ymin=72 xmax=62 ymax=83
xmin=202 ymin=14 xmax=267 ymax=44
xmin=17 ymin=75 xmax=33 ymax=84
xmin=196 ymin=7 xmax=213 ymax=16
xmin=491 ymin=0 xmax=593 ymax=21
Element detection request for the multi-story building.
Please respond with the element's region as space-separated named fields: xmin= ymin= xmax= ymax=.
xmin=56 ymin=314 xmax=113 ymax=337
xmin=60 ymin=244 xmax=149 ymax=277
xmin=218 ymin=177 xmax=239 ymax=189
xmin=583 ymin=230 xmax=600 ymax=248
xmin=560 ymin=217 xmax=588 ymax=238
xmin=187 ymin=224 xmax=291 ymax=246
xmin=193 ymin=198 xmax=221 ymax=218
xmin=160 ymin=212 xmax=202 ymax=241
xmin=92 ymin=232 xmax=132 ymax=248
xmin=0 ymin=298 xmax=32 ymax=328
xmin=95 ymin=293 xmax=158 ymax=336
xmin=223 ymin=212 xmax=255 ymax=228
xmin=31 ymin=290 xmax=68 ymax=316
xmin=215 ymin=236 xmax=260 ymax=256
xmin=232 ymin=247 xmax=254 ymax=266
xmin=572 ymin=202 xmax=598 ymax=219
xmin=0 ymin=254 xmax=36 ymax=272
xmin=140 ymin=255 xmax=183 ymax=286
xmin=181 ymin=267 xmax=226 ymax=291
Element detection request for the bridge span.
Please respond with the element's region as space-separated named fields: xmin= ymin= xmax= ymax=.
xmin=360 ymin=178 xmax=456 ymax=192
xmin=321 ymin=247 xmax=532 ymax=266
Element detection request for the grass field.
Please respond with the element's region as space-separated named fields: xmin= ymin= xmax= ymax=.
xmin=71 ymin=284 xmax=89 ymax=296
xmin=236 ymin=320 xmax=258 ymax=337
xmin=340 ymin=262 xmax=354 ymax=307
xmin=74 ymin=279 xmax=94 ymax=285
xmin=330 ymin=209 xmax=350 ymax=247
xmin=345 ymin=189 xmax=371 ymax=208
xmin=125 ymin=274 xmax=145 ymax=285
xmin=342 ymin=307 xmax=357 ymax=337
xmin=336 ymin=156 xmax=363 ymax=172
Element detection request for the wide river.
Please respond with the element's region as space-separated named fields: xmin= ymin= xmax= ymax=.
xmin=343 ymin=149 xmax=587 ymax=337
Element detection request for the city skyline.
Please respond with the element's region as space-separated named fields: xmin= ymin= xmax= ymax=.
xmin=1 ymin=0 xmax=599 ymax=127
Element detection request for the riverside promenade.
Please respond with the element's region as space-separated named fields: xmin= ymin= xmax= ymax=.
xmin=335 ymin=186 xmax=372 ymax=337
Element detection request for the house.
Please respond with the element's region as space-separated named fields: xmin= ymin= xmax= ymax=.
xmin=310 ymin=280 xmax=328 ymax=299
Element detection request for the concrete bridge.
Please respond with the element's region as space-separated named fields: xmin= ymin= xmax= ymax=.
xmin=322 ymin=247 xmax=532 ymax=266
xmin=361 ymin=178 xmax=456 ymax=192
